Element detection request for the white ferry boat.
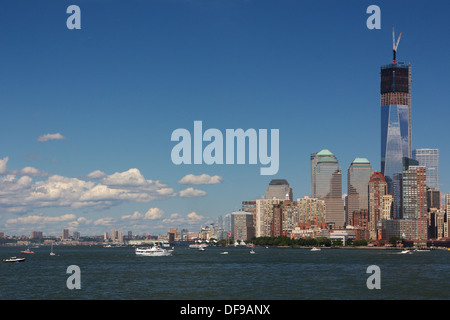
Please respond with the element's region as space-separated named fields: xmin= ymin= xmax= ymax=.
xmin=189 ymin=243 xmax=208 ymax=249
xmin=135 ymin=246 xmax=172 ymax=256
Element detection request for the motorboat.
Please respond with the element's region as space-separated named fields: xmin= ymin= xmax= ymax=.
xmin=220 ymin=251 xmax=229 ymax=255
xmin=135 ymin=246 xmax=172 ymax=256
xmin=249 ymin=249 xmax=256 ymax=254
xmin=3 ymin=257 xmax=26 ymax=263
xmin=20 ymin=248 xmax=34 ymax=254
xmin=310 ymin=247 xmax=321 ymax=251
xmin=399 ymin=249 xmax=412 ymax=254
xmin=199 ymin=246 xmax=205 ymax=251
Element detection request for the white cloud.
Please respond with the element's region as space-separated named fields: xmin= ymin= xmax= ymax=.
xmin=179 ymin=187 xmax=207 ymax=198
xmin=37 ymin=133 xmax=66 ymax=142
xmin=93 ymin=217 xmax=116 ymax=226
xmin=86 ymin=170 xmax=107 ymax=179
xmin=5 ymin=213 xmax=77 ymax=226
xmin=0 ymin=156 xmax=48 ymax=177
xmin=0 ymin=157 xmax=8 ymax=174
xmin=178 ymin=174 xmax=223 ymax=185
xmin=162 ymin=211 xmax=205 ymax=225
xmin=0 ymin=164 xmax=176 ymax=214
xmin=121 ymin=208 xmax=165 ymax=220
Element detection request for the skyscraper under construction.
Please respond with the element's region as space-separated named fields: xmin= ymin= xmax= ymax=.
xmin=380 ymin=26 xmax=411 ymax=191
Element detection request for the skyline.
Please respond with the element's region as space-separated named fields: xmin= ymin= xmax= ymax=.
xmin=1 ymin=0 xmax=450 ymax=236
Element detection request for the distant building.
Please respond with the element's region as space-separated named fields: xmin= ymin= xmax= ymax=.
xmin=368 ymin=172 xmax=388 ymax=240
xmin=347 ymin=158 xmax=373 ymax=224
xmin=427 ymin=188 xmax=441 ymax=211
xmin=296 ymin=196 xmax=326 ymax=225
xmin=265 ymin=179 xmax=293 ymax=201
xmin=402 ymin=166 xmax=428 ymax=241
xmin=242 ymin=200 xmax=257 ymax=229
xmin=255 ymin=198 xmax=283 ymax=237
xmin=380 ymin=55 xmax=412 ymax=192
xmin=311 ymin=149 xmax=345 ymax=228
xmin=413 ymin=148 xmax=439 ymax=190
xmin=62 ymin=228 xmax=70 ymax=240
xmin=231 ymin=211 xmax=254 ymax=241
xmin=31 ymin=231 xmax=43 ymax=239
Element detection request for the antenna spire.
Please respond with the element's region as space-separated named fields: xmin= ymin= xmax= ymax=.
xmin=392 ymin=25 xmax=402 ymax=63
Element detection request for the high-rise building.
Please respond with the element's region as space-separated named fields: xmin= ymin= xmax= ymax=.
xmin=347 ymin=158 xmax=373 ymax=224
xmin=311 ymin=149 xmax=345 ymax=228
xmin=62 ymin=228 xmax=70 ymax=240
xmin=413 ymin=148 xmax=439 ymax=190
xmin=297 ymin=196 xmax=326 ymax=225
xmin=427 ymin=187 xmax=441 ymax=211
xmin=242 ymin=200 xmax=257 ymax=229
xmin=231 ymin=211 xmax=254 ymax=241
xmin=368 ymin=172 xmax=388 ymax=240
xmin=265 ymin=179 xmax=293 ymax=201
xmin=380 ymin=29 xmax=412 ymax=191
xmin=255 ymin=198 xmax=282 ymax=237
xmin=31 ymin=231 xmax=43 ymax=239
xmin=402 ymin=166 xmax=427 ymax=240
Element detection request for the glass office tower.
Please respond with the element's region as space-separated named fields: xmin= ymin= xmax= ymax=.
xmin=380 ymin=61 xmax=411 ymax=191
xmin=347 ymin=158 xmax=373 ymax=225
xmin=413 ymin=148 xmax=439 ymax=190
xmin=311 ymin=149 xmax=345 ymax=228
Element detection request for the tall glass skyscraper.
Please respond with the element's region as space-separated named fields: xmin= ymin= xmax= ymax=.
xmin=311 ymin=149 xmax=345 ymax=228
xmin=380 ymin=52 xmax=412 ymax=190
xmin=347 ymin=158 xmax=373 ymax=225
xmin=413 ymin=148 xmax=439 ymax=190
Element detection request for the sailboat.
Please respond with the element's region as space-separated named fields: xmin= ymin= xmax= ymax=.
xmin=50 ymin=243 xmax=56 ymax=256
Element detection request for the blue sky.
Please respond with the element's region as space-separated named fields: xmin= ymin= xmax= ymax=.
xmin=1 ymin=0 xmax=449 ymax=236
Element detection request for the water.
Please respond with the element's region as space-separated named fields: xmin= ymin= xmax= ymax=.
xmin=1 ymin=245 xmax=449 ymax=300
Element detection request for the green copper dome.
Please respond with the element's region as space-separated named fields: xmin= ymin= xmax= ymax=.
xmin=352 ymin=157 xmax=370 ymax=164
xmin=316 ymin=149 xmax=334 ymax=156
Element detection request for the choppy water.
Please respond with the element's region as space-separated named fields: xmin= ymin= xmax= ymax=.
xmin=1 ymin=245 xmax=449 ymax=300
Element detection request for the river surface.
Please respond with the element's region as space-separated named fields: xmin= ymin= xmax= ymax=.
xmin=1 ymin=245 xmax=448 ymax=300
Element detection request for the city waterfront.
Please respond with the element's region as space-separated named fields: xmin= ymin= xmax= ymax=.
xmin=1 ymin=245 xmax=449 ymax=300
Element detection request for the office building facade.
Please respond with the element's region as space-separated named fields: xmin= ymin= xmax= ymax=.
xmin=265 ymin=179 xmax=293 ymax=201
xmin=413 ymin=148 xmax=439 ymax=190
xmin=311 ymin=149 xmax=345 ymax=228
xmin=380 ymin=55 xmax=412 ymax=191
xmin=368 ymin=172 xmax=388 ymax=240
xmin=347 ymin=158 xmax=373 ymax=224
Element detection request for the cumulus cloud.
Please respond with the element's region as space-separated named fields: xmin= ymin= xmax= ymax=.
xmin=121 ymin=208 xmax=165 ymax=220
xmin=0 ymin=165 xmax=176 ymax=214
xmin=86 ymin=170 xmax=107 ymax=179
xmin=93 ymin=217 xmax=116 ymax=226
xmin=162 ymin=211 xmax=205 ymax=225
xmin=0 ymin=157 xmax=8 ymax=174
xmin=37 ymin=133 xmax=66 ymax=142
xmin=0 ymin=156 xmax=48 ymax=177
xmin=178 ymin=174 xmax=223 ymax=185
xmin=6 ymin=213 xmax=76 ymax=225
xmin=179 ymin=187 xmax=207 ymax=198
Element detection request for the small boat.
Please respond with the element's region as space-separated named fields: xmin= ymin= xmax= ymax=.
xmin=199 ymin=246 xmax=205 ymax=251
xmin=250 ymin=249 xmax=256 ymax=254
xmin=20 ymin=248 xmax=34 ymax=254
xmin=220 ymin=251 xmax=229 ymax=255
xmin=399 ymin=249 xmax=412 ymax=254
xmin=135 ymin=246 xmax=172 ymax=257
xmin=50 ymin=243 xmax=56 ymax=256
xmin=3 ymin=257 xmax=26 ymax=263
xmin=311 ymin=247 xmax=321 ymax=251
